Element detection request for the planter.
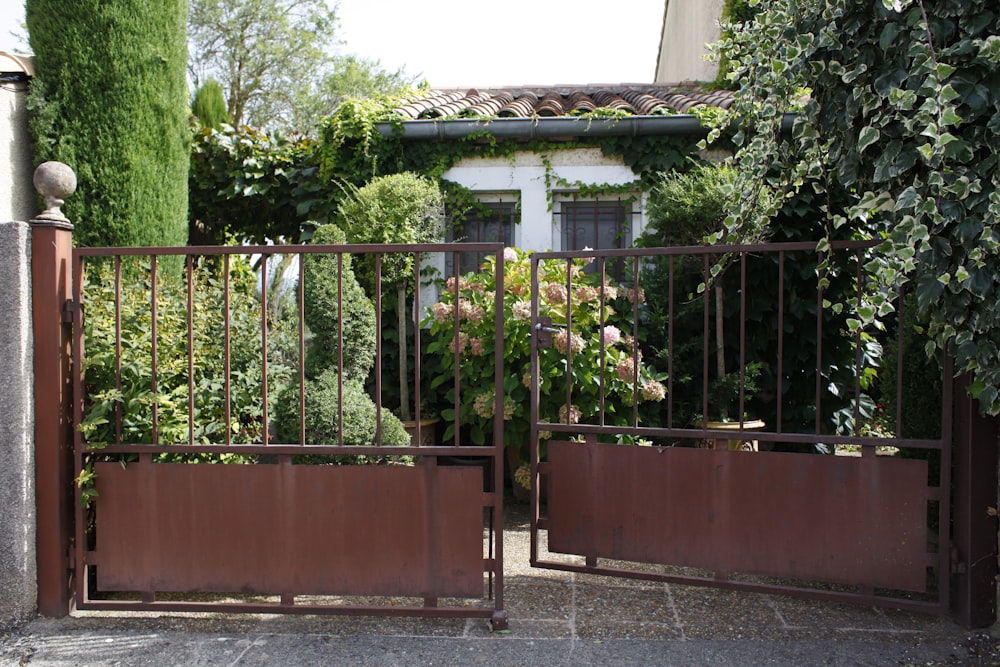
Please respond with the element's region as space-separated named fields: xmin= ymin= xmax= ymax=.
xmin=402 ymin=418 xmax=439 ymax=447
xmin=701 ymin=419 xmax=765 ymax=451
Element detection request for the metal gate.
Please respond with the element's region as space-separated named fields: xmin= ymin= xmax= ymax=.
xmin=65 ymin=242 xmax=508 ymax=629
xmin=526 ymin=242 xmax=961 ymax=616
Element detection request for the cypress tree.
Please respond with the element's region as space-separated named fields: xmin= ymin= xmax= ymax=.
xmin=26 ymin=0 xmax=189 ymax=247
xmin=191 ymin=79 xmax=230 ymax=131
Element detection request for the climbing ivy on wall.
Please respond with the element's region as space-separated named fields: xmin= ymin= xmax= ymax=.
xmin=710 ymin=0 xmax=1000 ymax=413
xmin=189 ymin=95 xmax=708 ymax=244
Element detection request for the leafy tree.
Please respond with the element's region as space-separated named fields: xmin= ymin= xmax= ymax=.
xmin=188 ymin=125 xmax=329 ymax=245
xmin=188 ymin=0 xmax=338 ymax=131
xmin=191 ymin=78 xmax=231 ymax=130
xmin=711 ymin=0 xmax=1000 ymax=413
xmin=26 ymin=0 xmax=189 ymax=247
xmin=292 ymin=55 xmax=418 ymax=131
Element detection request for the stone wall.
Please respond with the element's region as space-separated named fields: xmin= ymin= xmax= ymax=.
xmin=0 ymin=221 xmax=36 ymax=629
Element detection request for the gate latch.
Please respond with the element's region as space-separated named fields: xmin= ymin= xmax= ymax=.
xmin=534 ymin=317 xmax=564 ymax=348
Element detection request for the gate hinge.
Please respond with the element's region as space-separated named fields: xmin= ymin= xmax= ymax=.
xmin=66 ymin=538 xmax=75 ymax=572
xmin=62 ymin=299 xmax=79 ymax=324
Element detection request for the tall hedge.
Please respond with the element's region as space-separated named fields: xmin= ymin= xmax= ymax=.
xmin=26 ymin=0 xmax=190 ymax=247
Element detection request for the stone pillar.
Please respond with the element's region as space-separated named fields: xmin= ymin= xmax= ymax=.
xmin=0 ymin=219 xmax=34 ymax=630
xmin=31 ymin=162 xmax=76 ymax=618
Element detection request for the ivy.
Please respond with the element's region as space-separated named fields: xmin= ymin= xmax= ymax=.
xmin=192 ymin=94 xmax=716 ymax=244
xmin=710 ymin=0 xmax=1000 ymax=414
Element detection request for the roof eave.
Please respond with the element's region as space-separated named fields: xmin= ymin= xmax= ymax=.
xmin=377 ymin=113 xmax=795 ymax=141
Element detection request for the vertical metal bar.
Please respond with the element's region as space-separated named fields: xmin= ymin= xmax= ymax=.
xmin=702 ymin=254 xmax=711 ymax=426
xmin=224 ymin=254 xmax=231 ymax=447
xmin=738 ymin=253 xmax=747 ymax=425
xmin=492 ymin=245 xmax=506 ymax=625
xmin=631 ymin=255 xmax=640 ymax=426
xmin=598 ymin=257 xmax=607 ymax=426
xmin=413 ymin=252 xmax=422 ymax=428
xmin=895 ymin=284 xmax=906 ymax=438
xmin=667 ymin=254 xmax=674 ymax=428
xmin=776 ymin=251 xmax=785 ymax=434
xmin=853 ymin=249 xmax=863 ymax=437
xmin=939 ymin=354 xmax=955 ymax=613
xmin=72 ymin=252 xmax=87 ymax=609
xmin=261 ymin=254 xmax=269 ymax=446
xmin=815 ymin=251 xmax=825 ymax=435
xmin=529 ymin=253 xmax=541 ymax=566
xmin=150 ymin=256 xmax=158 ymax=445
xmin=298 ymin=250 xmax=306 ymax=445
xmin=187 ymin=255 xmax=195 ymax=445
xmin=451 ymin=252 xmax=461 ymax=447
xmin=114 ymin=257 xmax=122 ymax=444
xmin=374 ymin=253 xmax=383 ymax=445
xmin=563 ymin=258 xmax=573 ymax=420
xmin=337 ymin=253 xmax=344 ymax=447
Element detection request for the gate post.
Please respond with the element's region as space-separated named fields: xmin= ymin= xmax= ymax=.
xmin=31 ymin=162 xmax=76 ymax=617
xmin=952 ymin=371 xmax=1000 ymax=629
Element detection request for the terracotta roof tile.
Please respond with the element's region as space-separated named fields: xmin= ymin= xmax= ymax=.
xmin=393 ymin=85 xmax=733 ymax=120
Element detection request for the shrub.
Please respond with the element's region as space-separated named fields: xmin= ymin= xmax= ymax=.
xmin=79 ymin=256 xmax=292 ymax=448
xmin=272 ymin=369 xmax=410 ymax=458
xmin=302 ymin=224 xmax=377 ymax=379
xmin=425 ymin=247 xmax=665 ymax=451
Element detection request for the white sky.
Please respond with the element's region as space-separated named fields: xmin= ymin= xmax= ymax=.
xmin=1 ymin=0 xmax=665 ymax=87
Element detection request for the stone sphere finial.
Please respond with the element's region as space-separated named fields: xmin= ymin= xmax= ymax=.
xmin=33 ymin=161 xmax=77 ymax=224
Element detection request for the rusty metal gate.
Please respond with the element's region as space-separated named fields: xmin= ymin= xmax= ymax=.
xmin=65 ymin=242 xmax=508 ymax=629
xmin=526 ymin=242 xmax=964 ymax=617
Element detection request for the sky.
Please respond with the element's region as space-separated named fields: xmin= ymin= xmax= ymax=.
xmin=0 ymin=0 xmax=666 ymax=87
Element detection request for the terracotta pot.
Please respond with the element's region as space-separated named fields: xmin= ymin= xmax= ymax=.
xmin=402 ymin=418 xmax=439 ymax=447
xmin=702 ymin=419 xmax=765 ymax=451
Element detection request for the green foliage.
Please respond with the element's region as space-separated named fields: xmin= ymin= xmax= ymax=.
xmin=271 ymin=223 xmax=410 ymax=451
xmin=301 ymin=224 xmax=377 ymax=379
xmin=27 ymin=0 xmax=189 ymax=247
xmin=79 ymin=256 xmax=293 ymax=448
xmin=335 ymin=172 xmax=445 ymax=286
xmin=639 ymin=165 xmax=869 ymax=439
xmin=711 ymin=0 xmax=1000 ymax=414
xmin=272 ymin=368 xmax=410 ymax=457
xmin=189 ymin=125 xmax=330 ymax=244
xmin=880 ymin=291 xmax=943 ymax=439
xmin=188 ymin=0 xmax=337 ymax=131
xmin=424 ymin=247 xmax=665 ymax=450
xmin=191 ymin=78 xmax=230 ymax=130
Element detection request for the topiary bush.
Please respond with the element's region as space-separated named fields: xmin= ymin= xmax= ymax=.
xmin=301 ymin=224 xmax=377 ymax=379
xmin=272 ymin=223 xmax=408 ymax=452
xmin=273 ymin=369 xmax=410 ymax=459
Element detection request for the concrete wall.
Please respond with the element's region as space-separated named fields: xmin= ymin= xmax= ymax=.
xmin=1 ymin=52 xmax=37 ymax=223
xmin=655 ymin=0 xmax=725 ymax=83
xmin=0 ymin=221 xmax=35 ymax=630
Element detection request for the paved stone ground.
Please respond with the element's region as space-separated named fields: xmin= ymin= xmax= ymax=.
xmin=1 ymin=499 xmax=996 ymax=666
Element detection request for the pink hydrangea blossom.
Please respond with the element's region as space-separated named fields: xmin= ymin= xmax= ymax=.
xmin=554 ymin=330 xmax=585 ymax=355
xmin=601 ymin=325 xmax=621 ymax=346
xmin=641 ymin=379 xmax=666 ymax=402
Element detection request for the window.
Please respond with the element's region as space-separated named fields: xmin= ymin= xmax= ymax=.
xmin=444 ymin=200 xmax=517 ymax=276
xmin=557 ymin=200 xmax=635 ymax=278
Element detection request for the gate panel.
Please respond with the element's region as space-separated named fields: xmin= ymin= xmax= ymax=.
xmin=93 ymin=461 xmax=483 ymax=597
xmin=547 ymin=440 xmax=928 ymax=591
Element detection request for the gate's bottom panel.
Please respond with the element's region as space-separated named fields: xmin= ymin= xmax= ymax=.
xmin=547 ymin=441 xmax=929 ymax=592
xmin=92 ymin=461 xmax=484 ymax=598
